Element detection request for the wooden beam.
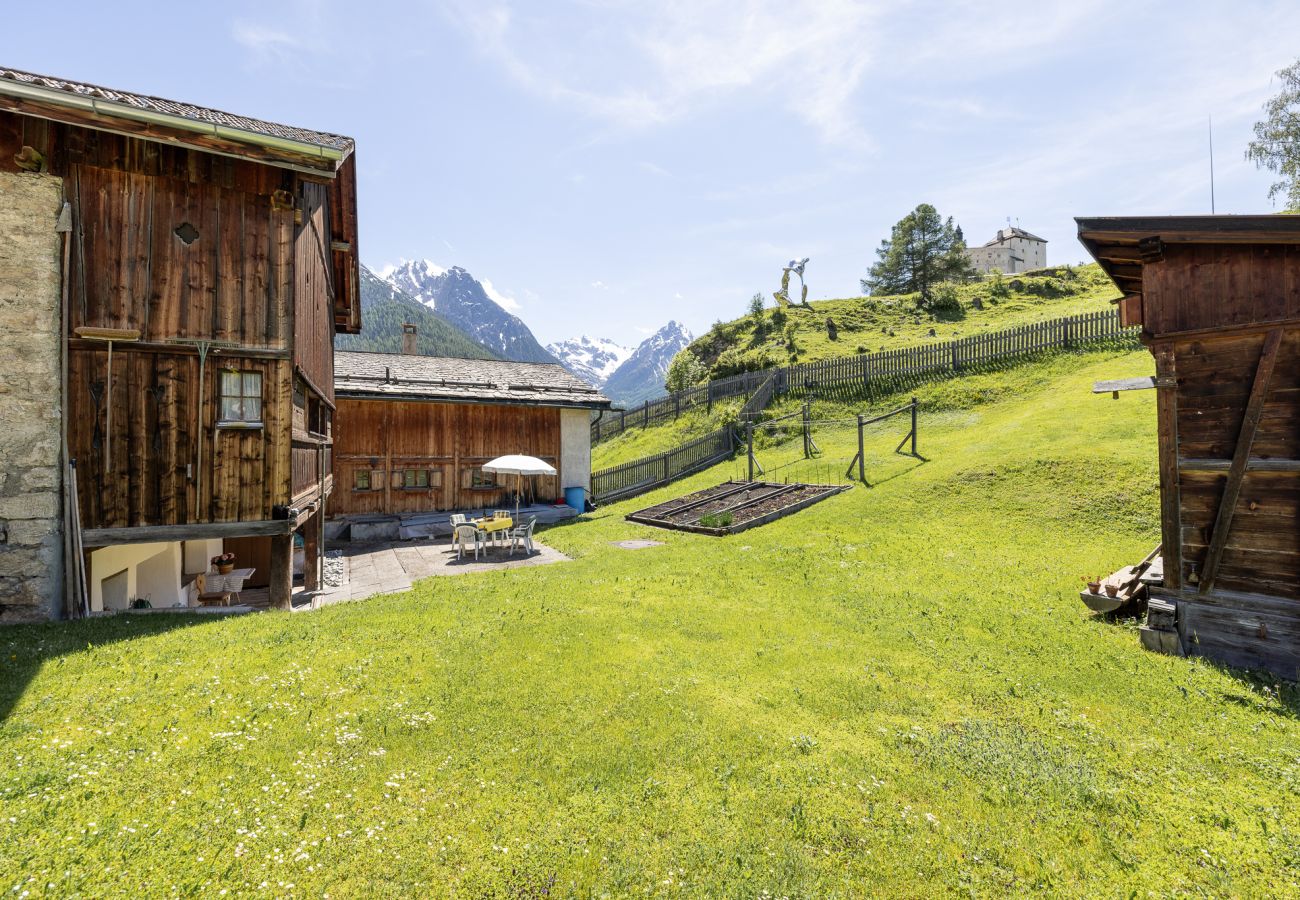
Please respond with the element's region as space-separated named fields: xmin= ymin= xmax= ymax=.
xmin=269 ymin=532 xmax=294 ymax=610
xmin=1154 ymin=344 xmax=1183 ymax=590
xmin=1179 ymin=457 xmax=1300 ymax=473
xmin=1092 ymin=375 xmax=1156 ymax=394
xmin=82 ymin=518 xmax=294 ymax=547
xmin=1197 ymin=328 xmax=1284 ymax=595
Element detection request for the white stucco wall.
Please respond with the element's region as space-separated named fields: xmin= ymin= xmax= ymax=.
xmin=0 ymin=171 xmax=65 ymax=623
xmin=559 ymin=408 xmax=592 ymax=493
xmin=89 ymin=541 xmax=186 ymax=610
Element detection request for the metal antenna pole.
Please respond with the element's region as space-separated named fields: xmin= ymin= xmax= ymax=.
xmin=1209 ymin=115 xmax=1216 ymax=214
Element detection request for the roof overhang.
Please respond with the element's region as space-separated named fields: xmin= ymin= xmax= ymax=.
xmin=1077 ymin=215 xmax=1300 ymax=302
xmin=335 ymin=386 xmax=612 ymax=411
xmin=0 ymin=78 xmax=349 ymax=176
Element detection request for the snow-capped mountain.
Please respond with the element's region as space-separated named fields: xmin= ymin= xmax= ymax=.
xmin=385 ymin=261 xmax=556 ymax=364
xmin=545 ymin=335 xmax=633 ymax=387
xmin=334 ymin=265 xmax=497 ymax=360
xmin=601 ymin=320 xmax=693 ymax=407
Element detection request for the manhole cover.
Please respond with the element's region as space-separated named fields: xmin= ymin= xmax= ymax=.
xmin=611 ymin=540 xmax=664 ymax=550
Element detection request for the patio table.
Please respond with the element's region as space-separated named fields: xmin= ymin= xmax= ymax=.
xmin=473 ymin=516 xmax=513 ymax=551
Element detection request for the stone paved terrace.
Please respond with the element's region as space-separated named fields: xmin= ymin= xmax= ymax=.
xmin=235 ymin=535 xmax=569 ymax=611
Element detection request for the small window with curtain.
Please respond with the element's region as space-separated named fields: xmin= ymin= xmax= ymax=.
xmin=219 ymin=370 xmax=263 ymax=426
xmin=469 ymin=467 xmax=496 ymax=489
xmin=354 ymin=469 xmax=374 ymax=491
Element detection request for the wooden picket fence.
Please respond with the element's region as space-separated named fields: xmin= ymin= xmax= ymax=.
xmin=591 ymin=426 xmax=736 ymax=504
xmin=592 ymin=307 xmax=1137 ymax=442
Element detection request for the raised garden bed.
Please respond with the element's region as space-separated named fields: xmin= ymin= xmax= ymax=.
xmin=626 ymin=480 xmax=849 ymax=536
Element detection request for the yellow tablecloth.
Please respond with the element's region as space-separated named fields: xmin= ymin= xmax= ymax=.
xmin=475 ymin=517 xmax=513 ymax=534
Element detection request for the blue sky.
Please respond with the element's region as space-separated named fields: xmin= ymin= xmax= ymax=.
xmin=4 ymin=1 xmax=1299 ymax=346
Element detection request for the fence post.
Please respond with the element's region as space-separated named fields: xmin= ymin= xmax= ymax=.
xmin=857 ymin=414 xmax=865 ymax=483
xmin=802 ymin=402 xmax=810 ymax=459
xmin=1061 ymin=316 xmax=1072 ymax=349
xmin=911 ymin=397 xmax=918 ymax=457
xmin=951 ymin=341 xmax=960 ymax=373
xmin=674 ymin=395 xmax=680 ymax=419
xmin=749 ymin=421 xmax=756 ymax=482
xmin=643 ymin=404 xmax=649 ymax=429
xmin=663 ymin=450 xmax=670 ymax=484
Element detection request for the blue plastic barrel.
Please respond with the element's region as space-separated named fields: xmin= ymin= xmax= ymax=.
xmin=564 ymin=486 xmax=586 ymax=511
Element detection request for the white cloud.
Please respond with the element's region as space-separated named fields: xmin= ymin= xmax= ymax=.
xmin=444 ymin=0 xmax=887 ymax=145
xmin=481 ymin=278 xmax=522 ymax=311
xmin=231 ymin=21 xmax=303 ymax=64
xmin=591 ymin=280 xmax=607 ymax=290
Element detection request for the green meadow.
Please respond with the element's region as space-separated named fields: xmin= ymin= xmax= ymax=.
xmin=3 ymin=348 xmax=1298 ymax=897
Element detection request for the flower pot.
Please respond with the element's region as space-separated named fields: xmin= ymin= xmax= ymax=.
xmin=217 ymin=563 xmax=235 ymax=575
xmin=1086 ymin=581 xmax=1101 ymax=594
xmin=1103 ymin=583 xmax=1119 ymax=598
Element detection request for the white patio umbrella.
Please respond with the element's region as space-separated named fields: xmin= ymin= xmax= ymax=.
xmin=482 ymin=454 xmax=557 ymax=522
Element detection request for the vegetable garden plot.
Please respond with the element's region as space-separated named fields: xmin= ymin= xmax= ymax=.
xmin=626 ymin=480 xmax=848 ymax=536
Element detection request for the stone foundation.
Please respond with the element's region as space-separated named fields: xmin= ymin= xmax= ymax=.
xmin=0 ymin=171 xmax=64 ymax=623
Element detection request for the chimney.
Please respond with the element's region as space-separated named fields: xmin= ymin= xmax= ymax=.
xmin=401 ymin=323 xmax=418 ymax=355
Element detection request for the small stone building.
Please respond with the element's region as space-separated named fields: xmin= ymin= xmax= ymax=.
xmin=966 ymin=226 xmax=1048 ymax=274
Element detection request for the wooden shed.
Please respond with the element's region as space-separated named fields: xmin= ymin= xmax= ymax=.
xmin=1079 ymin=216 xmax=1300 ymax=678
xmin=0 ymin=66 xmax=360 ymax=615
xmin=332 ymin=349 xmax=609 ymax=517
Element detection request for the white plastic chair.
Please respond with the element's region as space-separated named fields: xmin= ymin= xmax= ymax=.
xmin=509 ymin=517 xmax=537 ymax=556
xmin=450 ymin=513 xmax=467 ymax=527
xmin=454 ymin=523 xmax=484 ymax=560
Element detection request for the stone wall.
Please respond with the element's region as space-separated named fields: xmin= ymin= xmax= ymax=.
xmin=0 ymin=171 xmax=64 ymax=623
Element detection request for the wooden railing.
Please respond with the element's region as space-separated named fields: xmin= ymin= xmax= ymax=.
xmin=291 ymin=438 xmax=331 ymax=504
xmin=592 ymin=307 xmax=1138 ymax=442
xmin=591 ymin=426 xmax=735 ymax=504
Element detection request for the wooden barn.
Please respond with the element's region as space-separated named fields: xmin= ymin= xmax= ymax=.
xmin=0 ymin=67 xmax=360 ymax=617
xmin=1079 ymin=216 xmax=1300 ymax=678
xmin=332 ymin=347 xmax=609 ymax=521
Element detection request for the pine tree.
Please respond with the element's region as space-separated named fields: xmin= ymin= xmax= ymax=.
xmin=862 ymin=204 xmax=974 ymax=300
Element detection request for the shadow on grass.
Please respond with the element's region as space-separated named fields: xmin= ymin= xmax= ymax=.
xmin=0 ymin=612 xmax=233 ymax=723
xmin=863 ymin=456 xmax=929 ymax=488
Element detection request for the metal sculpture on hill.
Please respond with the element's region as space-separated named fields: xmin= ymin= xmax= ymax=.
xmin=774 ymin=257 xmax=811 ymax=308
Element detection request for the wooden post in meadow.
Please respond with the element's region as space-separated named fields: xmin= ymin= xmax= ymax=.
xmin=746 ymin=421 xmax=754 ymax=482
xmin=857 ymin=414 xmax=865 ymax=482
xmin=910 ymin=397 xmax=918 ymax=457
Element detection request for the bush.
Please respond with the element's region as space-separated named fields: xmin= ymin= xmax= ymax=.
xmin=712 ymin=347 xmax=774 ymax=379
xmin=925 ymin=283 xmax=963 ymax=316
xmin=770 ymin=306 xmax=787 ymax=329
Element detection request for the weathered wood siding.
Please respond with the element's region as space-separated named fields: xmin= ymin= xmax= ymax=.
xmin=1143 ymin=244 xmax=1300 ymax=336
xmin=67 ymin=350 xmax=291 ymax=528
xmin=1141 ymin=243 xmax=1300 ymax=677
xmin=0 ymin=108 xmax=346 ymax=532
xmin=332 ymin=399 xmax=562 ymax=515
xmin=1167 ymin=329 xmax=1300 ymax=600
xmin=293 ymin=181 xmax=335 ymax=401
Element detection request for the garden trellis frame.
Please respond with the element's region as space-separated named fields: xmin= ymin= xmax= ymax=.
xmin=844 ymin=397 xmax=920 ymax=483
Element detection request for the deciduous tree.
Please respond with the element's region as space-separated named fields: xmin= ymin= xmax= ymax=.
xmin=1247 ymin=59 xmax=1300 ymax=210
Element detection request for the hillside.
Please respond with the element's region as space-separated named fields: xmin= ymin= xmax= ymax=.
xmin=592 ymin=343 xmax=1150 ymax=471
xmin=334 ymin=266 xmax=498 ymax=360
xmin=687 ymin=264 xmax=1119 ymax=380
xmin=6 ymin=347 xmax=1296 ymax=895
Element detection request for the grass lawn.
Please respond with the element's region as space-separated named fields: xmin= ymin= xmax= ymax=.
xmin=3 ymin=349 xmax=1298 ymax=896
